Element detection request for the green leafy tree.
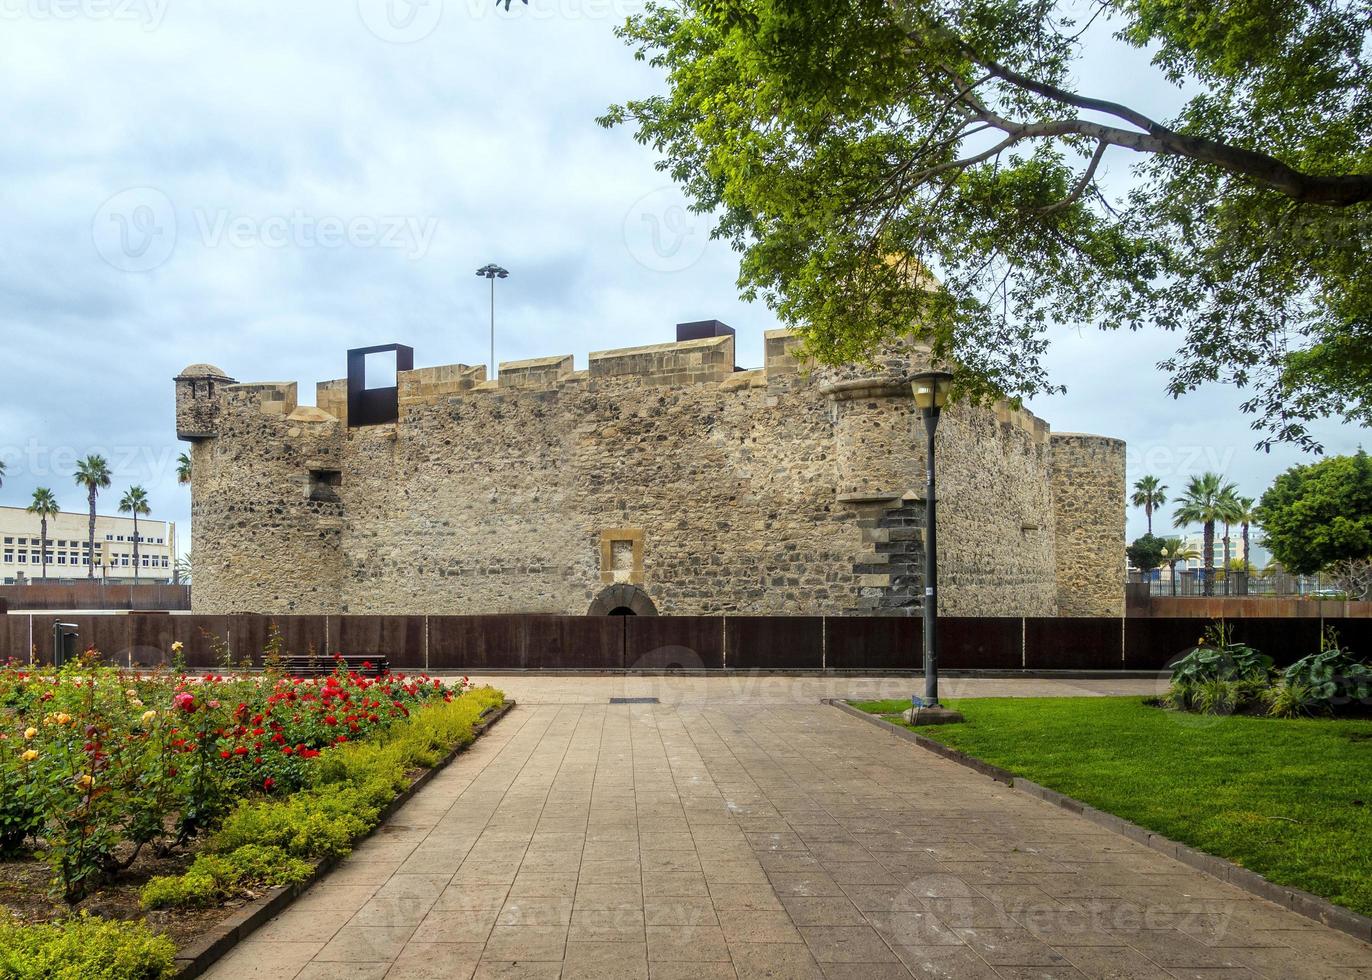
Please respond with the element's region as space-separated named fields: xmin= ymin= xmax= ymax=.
xmin=1130 ymin=476 xmax=1167 ymax=535
xmin=1173 ymin=473 xmax=1241 ymax=595
xmin=1256 ymin=452 xmax=1372 ymax=597
xmin=602 ymin=0 xmax=1372 ymax=449
xmin=26 ymin=488 xmax=59 ymax=581
xmin=119 ymin=486 xmax=151 ymax=584
xmin=1127 ymin=533 xmax=1166 ymax=574
xmin=73 ymin=455 xmax=111 ymax=580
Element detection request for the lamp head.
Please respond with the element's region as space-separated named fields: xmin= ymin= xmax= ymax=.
xmin=910 ymin=370 xmax=954 ymax=412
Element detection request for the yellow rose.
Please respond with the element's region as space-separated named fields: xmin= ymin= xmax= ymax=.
xmin=141 ymin=710 xmax=158 ymax=728
xmin=75 ymin=774 xmax=94 ymax=791
xmin=171 ymin=641 xmax=184 ymax=654
xmin=20 ymin=750 xmax=38 ymax=763
xmin=24 ymin=727 xmax=37 ymax=741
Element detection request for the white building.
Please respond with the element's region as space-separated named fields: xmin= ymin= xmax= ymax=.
xmin=0 ymin=505 xmax=177 ymax=585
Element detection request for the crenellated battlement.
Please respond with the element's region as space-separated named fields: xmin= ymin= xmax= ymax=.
xmin=188 ymin=327 xmax=1049 ymax=443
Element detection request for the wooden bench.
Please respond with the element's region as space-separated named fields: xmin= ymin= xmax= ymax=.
xmin=281 ymin=654 xmax=389 ymax=677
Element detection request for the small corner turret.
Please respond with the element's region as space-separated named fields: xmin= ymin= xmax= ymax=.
xmin=174 ymin=363 xmax=236 ymax=441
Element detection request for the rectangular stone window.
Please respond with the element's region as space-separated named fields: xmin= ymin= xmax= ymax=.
xmin=600 ymin=529 xmax=645 ymax=585
xmin=309 ymin=468 xmax=342 ymax=503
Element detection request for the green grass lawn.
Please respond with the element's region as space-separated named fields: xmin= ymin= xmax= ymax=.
xmin=850 ymin=697 xmax=1372 ymax=917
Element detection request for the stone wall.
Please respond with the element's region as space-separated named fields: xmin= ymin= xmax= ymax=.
xmin=177 ymin=330 xmax=1124 ymax=618
xmin=1050 ymin=433 xmax=1128 ymax=616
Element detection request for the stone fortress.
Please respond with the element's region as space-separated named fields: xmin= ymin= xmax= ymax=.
xmin=175 ymin=322 xmax=1125 ymax=619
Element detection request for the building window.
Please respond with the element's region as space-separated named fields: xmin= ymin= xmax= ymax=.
xmin=599 ymin=529 xmax=645 ymax=586
xmin=309 ymin=468 xmax=343 ymax=503
xmin=2 ymin=552 xmax=11 ymax=564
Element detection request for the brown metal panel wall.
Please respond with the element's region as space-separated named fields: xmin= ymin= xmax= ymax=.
xmin=428 ymin=615 xmax=532 ymax=671
xmin=1125 ymin=617 xmax=1322 ymax=670
xmin=625 ymin=617 xmax=724 ymax=670
xmin=725 ymin=617 xmax=822 ymax=670
xmin=1229 ymin=618 xmax=1323 ymax=668
xmin=528 ymin=616 xmax=626 ymax=669
xmin=332 ymin=616 xmax=427 ymax=669
xmin=1325 ymin=619 xmax=1372 ymax=660
xmin=938 ymin=617 xmax=1022 ymax=669
xmin=28 ymin=615 xmax=130 ymax=666
xmin=1124 ymin=618 xmax=1213 ymax=670
xmin=126 ymin=613 xmax=176 ymax=668
xmin=826 ymin=617 xmax=920 ymax=670
xmin=178 ymin=616 xmax=238 ymax=670
xmin=2 ymin=615 xmax=32 ymax=663
xmin=1024 ymin=617 xmax=1122 ymax=670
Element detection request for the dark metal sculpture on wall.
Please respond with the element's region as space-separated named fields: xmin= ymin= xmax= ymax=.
xmin=346 ymin=344 xmax=415 ymax=427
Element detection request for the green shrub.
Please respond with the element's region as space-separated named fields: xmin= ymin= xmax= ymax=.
xmin=1262 ymin=680 xmax=1318 ymax=719
xmin=212 ymin=789 xmax=376 ymax=862
xmin=140 ymin=854 xmax=236 ymax=910
xmin=222 ymin=844 xmax=314 ymax=887
xmin=1282 ymin=640 xmax=1372 ymax=710
xmin=0 ymin=914 xmax=175 ymax=979
xmin=1169 ymin=623 xmax=1273 ymax=686
xmin=141 ymin=845 xmax=313 ymax=909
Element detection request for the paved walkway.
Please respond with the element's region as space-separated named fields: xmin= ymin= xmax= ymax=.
xmin=445 ymin=673 xmax=1163 ymax=704
xmin=206 ymin=701 xmax=1372 ymax=979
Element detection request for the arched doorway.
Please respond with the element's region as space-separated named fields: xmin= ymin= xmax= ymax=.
xmin=588 ymin=584 xmax=658 ymax=617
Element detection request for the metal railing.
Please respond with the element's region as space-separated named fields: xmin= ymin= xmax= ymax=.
xmin=1130 ymin=570 xmax=1340 ymax=598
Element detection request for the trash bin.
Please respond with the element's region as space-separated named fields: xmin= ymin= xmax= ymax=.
xmin=52 ymin=622 xmax=79 ymax=669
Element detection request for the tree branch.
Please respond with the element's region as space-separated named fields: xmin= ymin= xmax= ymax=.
xmin=1038 ymin=139 xmax=1106 ymax=214
xmin=962 ymin=52 xmax=1372 ymax=206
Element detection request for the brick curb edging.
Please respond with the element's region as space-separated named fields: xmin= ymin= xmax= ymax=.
xmin=172 ymin=698 xmax=517 ymax=978
xmin=824 ymin=698 xmax=1372 ymax=946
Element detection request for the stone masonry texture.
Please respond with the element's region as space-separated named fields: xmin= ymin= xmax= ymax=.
xmin=176 ymin=329 xmax=1126 ymax=617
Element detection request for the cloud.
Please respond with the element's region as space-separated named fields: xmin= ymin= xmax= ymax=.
xmin=0 ymin=1 xmax=1363 ymax=561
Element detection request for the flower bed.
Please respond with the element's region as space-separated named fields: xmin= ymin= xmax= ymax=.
xmin=0 ymin=652 xmax=503 ymax=978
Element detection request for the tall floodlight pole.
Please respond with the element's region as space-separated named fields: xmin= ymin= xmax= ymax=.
xmin=910 ymin=370 xmax=954 ymax=708
xmin=475 ymin=263 xmax=509 ymax=379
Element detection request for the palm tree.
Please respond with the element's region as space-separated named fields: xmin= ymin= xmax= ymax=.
xmin=1159 ymin=536 xmax=1200 ymax=596
xmin=26 ymin=488 xmax=59 ymax=580
xmin=1234 ymin=495 xmax=1258 ymax=583
xmin=1172 ymin=473 xmax=1240 ymax=596
xmin=119 ymin=486 xmax=151 ymax=583
xmin=1130 ymin=475 xmax=1168 ymax=536
xmin=175 ymin=552 xmax=193 ymax=585
xmin=1217 ymin=486 xmax=1243 ymax=595
xmin=0 ymin=457 xmax=7 ymax=490
xmin=74 ymin=455 xmax=111 ymax=579
xmin=176 ymin=452 xmax=192 ymax=486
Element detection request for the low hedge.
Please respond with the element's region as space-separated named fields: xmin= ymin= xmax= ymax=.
xmin=141 ymin=686 xmax=504 ymax=909
xmin=0 ymin=914 xmax=176 ymax=980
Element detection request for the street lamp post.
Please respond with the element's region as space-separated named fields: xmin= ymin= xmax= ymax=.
xmin=910 ymin=370 xmax=954 ymax=711
xmin=475 ymin=264 xmax=509 ymax=380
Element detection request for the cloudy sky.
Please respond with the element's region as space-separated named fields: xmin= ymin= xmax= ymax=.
xmin=0 ymin=0 xmax=1362 ymax=559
